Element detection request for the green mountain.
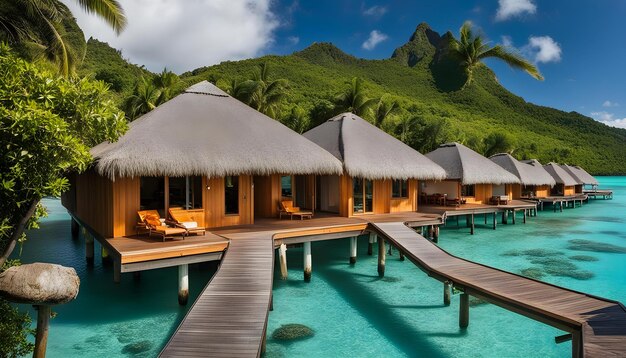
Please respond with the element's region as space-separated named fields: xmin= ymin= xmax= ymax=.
xmin=83 ymin=23 xmax=626 ymax=175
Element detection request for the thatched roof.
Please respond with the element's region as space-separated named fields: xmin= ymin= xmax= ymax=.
xmin=542 ymin=162 xmax=579 ymax=186
xmin=91 ymin=81 xmax=343 ymax=179
xmin=490 ymin=153 xmax=556 ymax=186
xmin=561 ymin=165 xmax=598 ymax=186
xmin=302 ymin=113 xmax=446 ymax=180
xmin=425 ymin=143 xmax=519 ymax=185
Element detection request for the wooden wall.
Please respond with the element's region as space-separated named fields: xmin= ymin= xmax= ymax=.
xmin=390 ymin=179 xmax=418 ymax=213
xmin=508 ymin=184 xmax=522 ymax=200
xmin=253 ymin=175 xmax=281 ymax=218
xmin=536 ymin=185 xmax=550 ymax=198
xmin=464 ymin=184 xmax=492 ymax=204
xmin=74 ymin=169 xmax=114 ymax=238
xmin=204 ymin=175 xmax=254 ymax=228
xmin=112 ymin=177 xmax=140 ymax=237
xmin=564 ymin=186 xmax=576 ymax=196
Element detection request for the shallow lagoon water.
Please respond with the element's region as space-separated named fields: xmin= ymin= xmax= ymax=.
xmin=12 ymin=177 xmax=625 ymax=357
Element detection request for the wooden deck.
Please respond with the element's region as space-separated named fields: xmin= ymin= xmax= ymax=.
xmin=369 ymin=221 xmax=626 ymax=358
xmin=420 ymin=200 xmax=536 ymax=217
xmin=584 ymin=190 xmax=613 ymax=200
xmin=160 ymin=231 xmax=274 ymax=357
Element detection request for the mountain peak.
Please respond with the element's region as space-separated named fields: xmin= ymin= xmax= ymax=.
xmin=391 ymin=22 xmax=442 ymax=67
xmin=294 ymin=42 xmax=357 ymax=65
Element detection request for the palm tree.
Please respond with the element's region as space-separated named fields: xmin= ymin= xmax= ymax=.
xmin=281 ymin=106 xmax=310 ymax=134
xmin=448 ymin=21 xmax=543 ymax=86
xmin=123 ymin=77 xmax=159 ymax=120
xmin=223 ymin=78 xmax=258 ymax=104
xmin=0 ymin=0 xmax=126 ymax=76
xmin=153 ymin=68 xmax=179 ymax=105
xmin=334 ymin=77 xmax=378 ymax=117
xmin=373 ymin=97 xmax=400 ymax=128
xmin=249 ymin=63 xmax=288 ymax=119
xmin=482 ymin=132 xmax=515 ymax=157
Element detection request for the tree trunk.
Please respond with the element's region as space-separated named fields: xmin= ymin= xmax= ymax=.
xmin=0 ymin=199 xmax=39 ymax=267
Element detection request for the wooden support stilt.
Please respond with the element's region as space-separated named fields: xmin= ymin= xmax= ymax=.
xmin=279 ymin=244 xmax=288 ymax=280
xmin=560 ymin=201 xmax=563 ymax=212
xmin=85 ymin=232 xmax=94 ymax=267
xmin=367 ymin=233 xmax=374 ymax=256
xmin=178 ymin=264 xmax=189 ymax=305
xmin=71 ymin=219 xmax=79 ymax=240
xmin=433 ymin=226 xmax=440 ymax=243
xmin=33 ymin=305 xmax=51 ymax=358
xmin=465 ymin=214 xmax=471 ymax=228
xmin=492 ymin=212 xmax=497 ymax=230
xmin=502 ymin=210 xmax=508 ymax=224
xmin=261 ymin=330 xmax=267 ymax=355
xmin=460 ymin=293 xmax=469 ymax=328
xmin=377 ymin=237 xmax=386 ymax=277
xmin=428 ymin=225 xmax=434 ymax=239
xmin=133 ymin=272 xmax=141 ymax=282
xmin=399 ymin=251 xmax=405 ymax=261
xmin=523 ymin=209 xmax=527 ymax=224
xmin=484 ymin=214 xmax=487 ymax=224
xmin=269 ymin=294 xmax=273 ymax=311
xmin=101 ymin=247 xmax=112 ymax=266
xmin=443 ymin=281 xmax=451 ymax=306
xmin=113 ymin=260 xmax=121 ymax=283
xmin=512 ymin=210 xmax=516 ymax=225
xmin=388 ymin=244 xmax=393 ymax=256
xmin=572 ymin=331 xmax=582 ymax=358
xmin=304 ymin=241 xmax=312 ymax=282
xmin=456 ymin=216 xmax=459 ymax=228
xmin=470 ymin=213 xmax=475 ymax=235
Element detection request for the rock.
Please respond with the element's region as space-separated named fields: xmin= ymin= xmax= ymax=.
xmin=0 ymin=263 xmax=79 ymax=305
xmin=121 ymin=340 xmax=153 ymax=355
xmin=520 ymin=268 xmax=545 ymax=280
xmin=567 ymin=239 xmax=626 ymax=253
xmin=569 ymin=255 xmax=599 ymax=262
xmin=271 ymin=324 xmax=314 ymax=342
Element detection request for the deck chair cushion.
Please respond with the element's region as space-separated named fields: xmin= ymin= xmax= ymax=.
xmin=144 ymin=213 xmax=161 ymax=228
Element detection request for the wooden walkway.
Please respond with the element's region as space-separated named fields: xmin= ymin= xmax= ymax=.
xmin=160 ymin=231 xmax=274 ymax=357
xmin=585 ymin=190 xmax=613 ymax=200
xmin=369 ymin=221 xmax=626 ymax=358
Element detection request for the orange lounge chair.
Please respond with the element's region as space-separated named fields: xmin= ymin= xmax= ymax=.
xmin=137 ymin=210 xmax=187 ymax=241
xmin=278 ymin=200 xmax=313 ymax=220
xmin=168 ymin=208 xmax=206 ymax=236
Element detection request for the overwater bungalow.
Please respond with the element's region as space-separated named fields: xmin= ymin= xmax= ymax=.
xmin=302 ymin=112 xmax=446 ymax=216
xmin=490 ymin=154 xmax=555 ymax=199
xmin=542 ymin=162 xmax=580 ymax=196
xmin=423 ymin=143 xmax=519 ymax=205
xmin=561 ymin=164 xmax=599 ymax=190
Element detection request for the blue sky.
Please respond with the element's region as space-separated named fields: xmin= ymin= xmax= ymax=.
xmin=70 ymin=0 xmax=626 ymax=128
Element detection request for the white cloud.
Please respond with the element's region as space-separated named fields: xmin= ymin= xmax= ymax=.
xmin=603 ymin=100 xmax=620 ymax=108
xmin=501 ymin=35 xmax=513 ymax=48
xmin=287 ymin=36 xmax=300 ymax=45
xmin=523 ymin=36 xmax=562 ymax=63
xmin=590 ymin=111 xmax=626 ymax=129
xmin=63 ymin=0 xmax=279 ymax=73
xmin=362 ymin=30 xmax=388 ymax=50
xmin=363 ymin=5 xmax=387 ymax=17
xmin=496 ymin=0 xmax=537 ymax=21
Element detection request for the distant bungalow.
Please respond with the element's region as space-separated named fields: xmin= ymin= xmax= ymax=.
xmin=423 ymin=142 xmax=519 ymax=205
xmin=542 ymin=162 xmax=580 ymax=196
xmin=490 ymin=154 xmax=555 ymax=199
xmin=561 ymin=164 xmax=599 ymax=188
xmin=303 ymin=113 xmax=446 ymax=216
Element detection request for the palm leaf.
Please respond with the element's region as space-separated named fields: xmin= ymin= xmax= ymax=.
xmin=479 ymin=45 xmax=544 ymax=80
xmin=74 ymin=0 xmax=126 ymax=33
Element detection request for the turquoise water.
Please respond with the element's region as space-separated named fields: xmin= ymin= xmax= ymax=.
xmin=265 ymin=177 xmax=626 ymax=358
xmin=11 ymin=177 xmax=624 ymax=357
xmin=12 ymin=200 xmax=217 ymax=357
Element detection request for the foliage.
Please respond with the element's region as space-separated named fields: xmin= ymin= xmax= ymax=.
xmin=80 ymin=26 xmax=626 ymax=174
xmin=333 ymin=77 xmax=378 ymax=117
xmin=482 ymin=132 xmax=515 ymax=157
xmin=0 ymin=0 xmax=126 ymax=76
xmin=281 ymin=106 xmax=310 ymax=134
xmin=123 ymin=69 xmax=179 ymax=120
xmin=373 ymin=96 xmax=400 ymax=128
xmin=0 ymin=44 xmax=127 ymax=267
xmin=0 ymin=298 xmax=35 ymax=358
xmin=249 ymin=63 xmax=289 ymax=119
xmin=448 ymin=21 xmax=542 ymax=86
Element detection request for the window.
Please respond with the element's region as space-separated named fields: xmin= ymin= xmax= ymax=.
xmin=169 ymin=176 xmax=203 ymax=209
xmin=225 ymin=176 xmax=239 ymax=215
xmin=140 ymin=177 xmax=165 ymax=216
xmin=353 ymin=178 xmax=373 ymax=214
xmin=392 ymin=180 xmax=408 ymax=198
xmin=461 ymin=184 xmax=475 ymax=197
xmin=281 ymin=175 xmax=292 ymax=198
